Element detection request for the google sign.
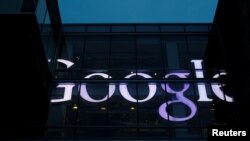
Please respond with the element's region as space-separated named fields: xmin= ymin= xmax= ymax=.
xmin=51 ymin=59 xmax=233 ymax=122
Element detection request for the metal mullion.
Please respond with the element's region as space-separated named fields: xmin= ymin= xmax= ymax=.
xmin=134 ymin=33 xmax=139 ymax=138
xmin=160 ymin=34 xmax=171 ymax=137
xmin=185 ymin=34 xmax=203 ymax=138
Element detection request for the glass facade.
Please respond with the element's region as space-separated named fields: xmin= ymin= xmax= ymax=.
xmin=2 ymin=0 xmax=247 ymax=140
xmin=45 ymin=24 xmax=233 ymax=140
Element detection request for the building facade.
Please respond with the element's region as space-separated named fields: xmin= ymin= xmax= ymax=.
xmin=0 ymin=0 xmax=248 ymax=140
xmin=44 ymin=24 xmax=232 ymax=140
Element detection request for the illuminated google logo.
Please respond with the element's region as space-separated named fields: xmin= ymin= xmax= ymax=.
xmin=51 ymin=59 xmax=233 ymax=122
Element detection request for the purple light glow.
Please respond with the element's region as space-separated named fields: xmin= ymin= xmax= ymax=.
xmin=159 ymin=97 xmax=197 ymax=122
xmin=159 ymin=72 xmax=197 ymax=122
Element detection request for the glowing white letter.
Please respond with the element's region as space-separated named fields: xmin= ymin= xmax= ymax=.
xmin=80 ymin=73 xmax=115 ymax=102
xmin=191 ymin=60 xmax=212 ymax=102
xmin=51 ymin=83 xmax=75 ymax=103
xmin=211 ymin=72 xmax=233 ymax=102
xmin=119 ymin=73 xmax=156 ymax=103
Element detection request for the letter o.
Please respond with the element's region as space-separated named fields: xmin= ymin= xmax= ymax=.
xmin=80 ymin=73 xmax=115 ymax=102
xmin=119 ymin=73 xmax=156 ymax=103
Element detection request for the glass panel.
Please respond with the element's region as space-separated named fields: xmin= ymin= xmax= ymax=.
xmin=46 ymin=127 xmax=75 ymax=138
xmin=164 ymin=82 xmax=202 ymax=138
xmin=36 ymin=0 xmax=47 ymax=25
xmin=47 ymin=82 xmax=79 ymax=126
xmin=111 ymin=25 xmax=135 ymax=32
xmin=85 ymin=36 xmax=109 ymax=53
xmin=108 ymin=127 xmax=137 ymax=138
xmin=185 ymin=25 xmax=209 ymax=32
xmin=84 ymin=36 xmax=109 ymax=70
xmin=77 ymin=82 xmax=109 ymax=126
xmin=138 ymin=83 xmax=168 ymax=127
xmin=139 ymin=128 xmax=170 ymax=139
xmin=136 ymin=25 xmax=160 ymax=32
xmin=108 ymin=83 xmax=137 ymax=126
xmin=110 ymin=36 xmax=136 ymax=71
xmin=0 ymin=0 xmax=22 ymax=12
xmin=137 ymin=36 xmax=163 ymax=69
xmin=76 ymin=127 xmax=108 ymax=138
xmin=63 ymin=25 xmax=86 ymax=32
xmin=188 ymin=36 xmax=208 ymax=59
xmin=161 ymin=25 xmax=185 ymax=32
xmin=87 ymin=25 xmax=110 ymax=32
xmin=59 ymin=36 xmax=85 ymax=70
xmin=163 ymin=36 xmax=190 ymax=70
